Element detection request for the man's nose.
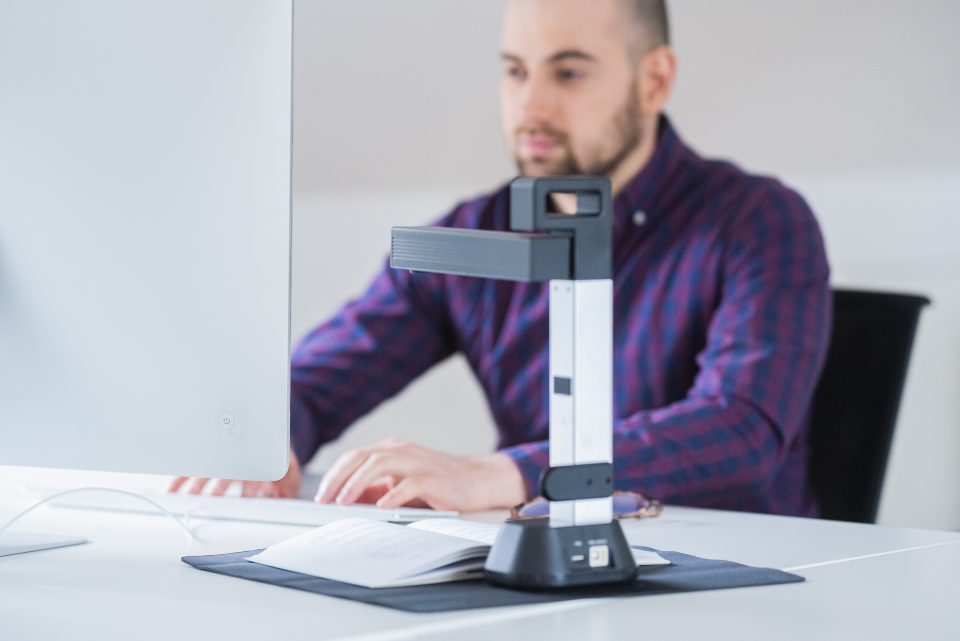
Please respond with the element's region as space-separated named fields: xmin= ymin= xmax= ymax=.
xmin=517 ymin=72 xmax=558 ymax=127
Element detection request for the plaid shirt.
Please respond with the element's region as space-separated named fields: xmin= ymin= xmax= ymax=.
xmin=290 ymin=117 xmax=831 ymax=516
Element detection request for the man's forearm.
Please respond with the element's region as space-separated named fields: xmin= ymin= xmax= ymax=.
xmin=498 ymin=393 xmax=785 ymax=507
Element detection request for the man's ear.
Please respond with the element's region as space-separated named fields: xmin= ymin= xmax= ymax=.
xmin=637 ymin=45 xmax=677 ymax=116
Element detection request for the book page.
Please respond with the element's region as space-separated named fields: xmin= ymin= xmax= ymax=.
xmin=413 ymin=519 xmax=669 ymax=566
xmin=246 ymin=518 xmax=487 ymax=588
xmin=408 ymin=518 xmax=501 ymax=545
xmin=411 ymin=519 xmax=671 ymax=566
xmin=411 ymin=519 xmax=670 ymax=566
xmin=630 ymin=547 xmax=671 ymax=566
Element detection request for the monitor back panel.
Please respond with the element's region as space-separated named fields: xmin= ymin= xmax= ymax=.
xmin=0 ymin=0 xmax=293 ymax=479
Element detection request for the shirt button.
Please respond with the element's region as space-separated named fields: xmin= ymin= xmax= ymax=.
xmin=632 ymin=210 xmax=647 ymax=226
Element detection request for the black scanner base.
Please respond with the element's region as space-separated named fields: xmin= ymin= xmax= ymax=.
xmin=484 ymin=517 xmax=637 ymax=589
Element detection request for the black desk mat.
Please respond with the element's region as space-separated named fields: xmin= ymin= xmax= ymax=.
xmin=182 ymin=547 xmax=803 ymax=612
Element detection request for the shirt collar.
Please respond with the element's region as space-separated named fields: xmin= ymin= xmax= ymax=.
xmin=612 ymin=114 xmax=692 ymax=235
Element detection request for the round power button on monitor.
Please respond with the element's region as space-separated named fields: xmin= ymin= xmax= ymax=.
xmin=219 ymin=413 xmax=237 ymax=430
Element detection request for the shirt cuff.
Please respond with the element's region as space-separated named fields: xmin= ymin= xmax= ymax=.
xmin=498 ymin=441 xmax=549 ymax=500
xmin=290 ymin=391 xmax=324 ymax=467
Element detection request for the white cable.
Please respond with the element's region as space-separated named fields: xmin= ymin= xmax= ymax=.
xmin=0 ymin=487 xmax=199 ymax=544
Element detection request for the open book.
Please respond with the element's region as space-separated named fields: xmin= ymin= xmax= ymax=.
xmin=246 ymin=518 xmax=668 ymax=588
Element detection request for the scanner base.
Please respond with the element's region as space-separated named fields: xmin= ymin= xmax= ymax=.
xmin=484 ymin=517 xmax=636 ymax=589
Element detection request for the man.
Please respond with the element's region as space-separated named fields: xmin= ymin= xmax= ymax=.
xmin=171 ymin=0 xmax=830 ymax=516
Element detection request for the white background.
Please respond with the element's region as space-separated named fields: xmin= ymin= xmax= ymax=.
xmin=289 ymin=0 xmax=960 ymax=531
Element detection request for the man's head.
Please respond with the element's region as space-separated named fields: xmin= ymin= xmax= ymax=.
xmin=500 ymin=0 xmax=676 ymax=193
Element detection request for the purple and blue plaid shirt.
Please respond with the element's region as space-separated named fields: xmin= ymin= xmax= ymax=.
xmin=291 ymin=117 xmax=831 ymax=516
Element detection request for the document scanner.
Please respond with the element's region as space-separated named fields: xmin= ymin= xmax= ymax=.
xmin=391 ymin=176 xmax=637 ymax=588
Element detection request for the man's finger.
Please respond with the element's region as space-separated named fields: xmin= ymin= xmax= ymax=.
xmin=261 ymin=484 xmax=276 ymax=498
xmin=353 ymin=481 xmax=393 ymax=505
xmin=316 ymin=448 xmax=374 ymax=504
xmin=185 ymin=477 xmax=210 ymax=495
xmin=241 ymin=481 xmax=262 ymax=498
xmin=336 ymin=454 xmax=418 ymax=505
xmin=167 ymin=476 xmax=189 ymax=493
xmin=376 ymin=477 xmax=426 ymax=510
xmin=275 ymin=480 xmax=298 ymax=499
xmin=209 ymin=478 xmax=234 ymax=496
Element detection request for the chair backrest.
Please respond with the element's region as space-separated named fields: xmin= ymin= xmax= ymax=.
xmin=808 ymin=289 xmax=930 ymax=523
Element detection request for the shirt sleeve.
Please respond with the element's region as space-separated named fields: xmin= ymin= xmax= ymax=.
xmin=289 ymin=258 xmax=456 ymax=466
xmin=500 ymin=184 xmax=831 ymax=505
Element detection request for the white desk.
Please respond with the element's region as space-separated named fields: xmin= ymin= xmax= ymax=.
xmin=404 ymin=540 xmax=960 ymax=641
xmin=1 ymin=476 xmax=958 ymax=641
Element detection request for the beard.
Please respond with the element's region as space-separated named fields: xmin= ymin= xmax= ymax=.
xmin=513 ymin=81 xmax=643 ymax=178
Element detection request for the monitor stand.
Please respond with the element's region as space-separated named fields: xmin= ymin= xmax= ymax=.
xmin=0 ymin=532 xmax=87 ymax=557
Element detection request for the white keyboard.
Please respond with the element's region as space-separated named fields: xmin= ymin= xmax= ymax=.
xmin=36 ymin=489 xmax=459 ymax=526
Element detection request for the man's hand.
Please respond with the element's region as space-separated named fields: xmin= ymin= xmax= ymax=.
xmin=167 ymin=449 xmax=302 ymax=498
xmin=315 ymin=439 xmax=526 ymax=512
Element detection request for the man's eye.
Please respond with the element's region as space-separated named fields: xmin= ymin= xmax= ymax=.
xmin=556 ymin=68 xmax=583 ymax=82
xmin=505 ymin=66 xmax=526 ymax=80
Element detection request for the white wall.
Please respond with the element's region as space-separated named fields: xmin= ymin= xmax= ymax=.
xmin=293 ymin=1 xmax=960 ymax=530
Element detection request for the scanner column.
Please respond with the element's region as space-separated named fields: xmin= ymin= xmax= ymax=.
xmin=548 ymin=278 xmax=614 ymax=526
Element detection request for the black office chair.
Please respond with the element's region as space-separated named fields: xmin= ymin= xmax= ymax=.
xmin=808 ymin=289 xmax=930 ymax=523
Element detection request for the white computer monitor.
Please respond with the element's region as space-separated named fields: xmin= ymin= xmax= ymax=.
xmin=0 ymin=1 xmax=293 ymax=482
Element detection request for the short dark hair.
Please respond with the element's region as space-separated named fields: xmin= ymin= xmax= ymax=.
xmin=624 ymin=0 xmax=670 ymax=49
